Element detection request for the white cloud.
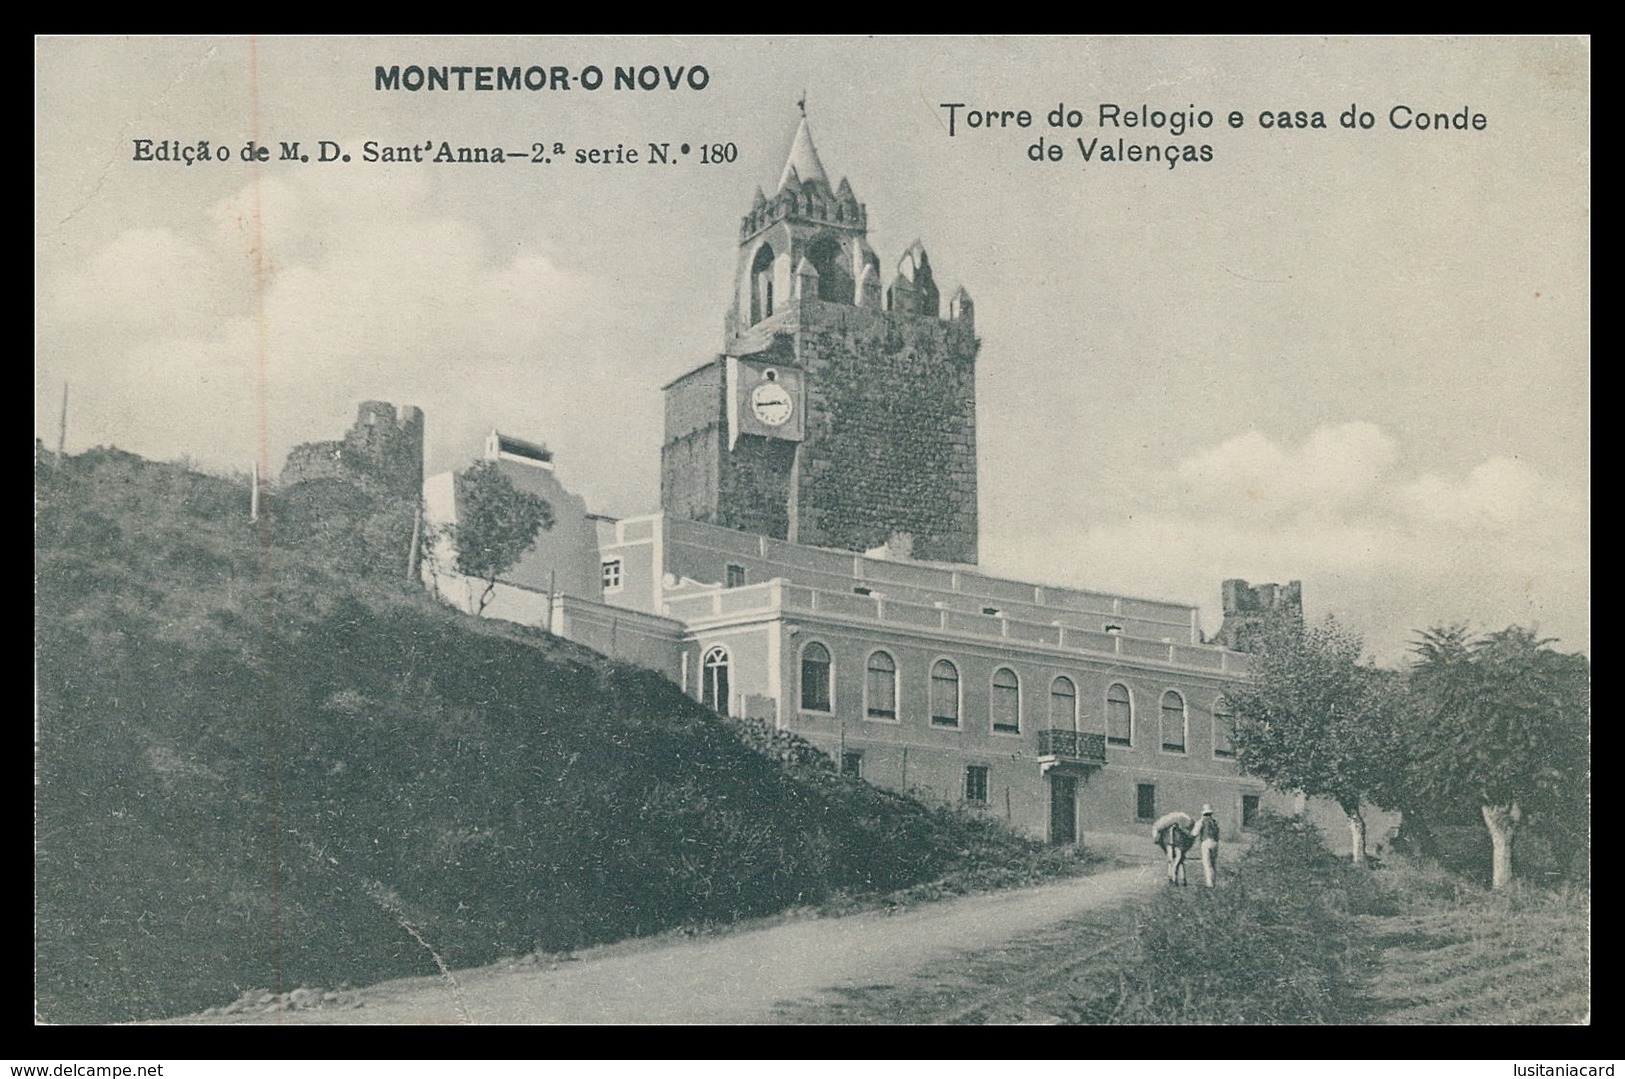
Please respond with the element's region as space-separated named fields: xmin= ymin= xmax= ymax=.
xmin=39 ymin=167 xmax=630 ymax=495
xmin=994 ymin=423 xmax=1589 ymax=664
xmin=1176 ymin=421 xmax=1399 ymax=518
xmin=45 ymin=227 xmax=246 ymax=334
xmin=1397 ymin=456 xmax=1546 ymax=530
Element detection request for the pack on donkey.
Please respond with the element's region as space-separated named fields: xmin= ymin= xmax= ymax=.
xmin=1151 ymin=811 xmax=1195 ymax=886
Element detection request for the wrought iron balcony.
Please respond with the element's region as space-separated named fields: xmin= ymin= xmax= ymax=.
xmin=1037 ymin=729 xmax=1107 ymax=764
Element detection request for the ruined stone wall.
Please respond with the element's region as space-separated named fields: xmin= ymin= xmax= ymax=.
xmin=1215 ymin=578 xmax=1304 ymax=652
xmin=279 ymin=440 xmax=350 ymax=487
xmin=280 ymin=401 xmax=424 ymax=498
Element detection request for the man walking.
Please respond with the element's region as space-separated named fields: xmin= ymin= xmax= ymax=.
xmin=1193 ymin=804 xmax=1221 ymax=887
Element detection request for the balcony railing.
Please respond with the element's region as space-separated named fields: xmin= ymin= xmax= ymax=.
xmin=1037 ymin=729 xmax=1107 ymax=763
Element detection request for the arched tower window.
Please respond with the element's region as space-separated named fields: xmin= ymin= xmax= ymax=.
xmin=865 ymin=651 xmax=897 ymax=720
xmin=806 ymin=233 xmax=853 ymax=304
xmin=1049 ymin=677 xmax=1077 ymax=731
xmin=750 ymin=243 xmax=776 ymax=324
xmin=930 ymin=660 xmax=960 ymax=727
xmin=992 ymin=668 xmax=1021 ymax=734
xmin=702 ymin=646 xmax=730 ymax=715
xmin=1161 ymin=690 xmax=1187 ymax=754
xmin=800 ymin=642 xmax=832 ymax=713
xmin=1106 ymin=683 xmax=1132 ymax=746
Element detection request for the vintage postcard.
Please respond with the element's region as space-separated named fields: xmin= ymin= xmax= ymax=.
xmin=36 ymin=36 xmax=1589 ymax=1028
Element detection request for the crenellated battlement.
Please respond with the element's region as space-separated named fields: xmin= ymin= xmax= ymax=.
xmin=739 ymin=173 xmax=867 ymax=242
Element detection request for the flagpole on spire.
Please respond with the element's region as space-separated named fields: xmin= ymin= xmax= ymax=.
xmin=778 ymin=98 xmax=829 ymax=191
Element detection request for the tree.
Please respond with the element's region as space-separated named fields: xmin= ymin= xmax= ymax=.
xmin=1408 ymin=625 xmax=1590 ymax=888
xmin=1228 ymin=617 xmax=1403 ymax=864
xmin=450 ymin=460 xmax=553 ymax=616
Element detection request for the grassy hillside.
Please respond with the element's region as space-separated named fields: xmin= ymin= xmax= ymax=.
xmin=35 ymin=448 xmax=1080 ymax=1023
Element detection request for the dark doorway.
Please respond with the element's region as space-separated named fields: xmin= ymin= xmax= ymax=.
xmin=1050 ymin=774 xmax=1078 ymax=845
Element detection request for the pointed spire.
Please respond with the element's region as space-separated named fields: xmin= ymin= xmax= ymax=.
xmin=778 ymin=115 xmax=829 ymax=192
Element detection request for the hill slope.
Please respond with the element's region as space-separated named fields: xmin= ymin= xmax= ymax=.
xmin=35 ymin=448 xmax=1077 ymax=1023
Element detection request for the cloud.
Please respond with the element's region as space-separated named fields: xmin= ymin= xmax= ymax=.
xmin=39 ymin=166 xmax=629 ymax=495
xmin=1175 ymin=421 xmax=1399 ymax=518
xmin=45 ymin=227 xmax=246 ymax=334
xmin=1397 ymin=456 xmax=1548 ymax=531
xmin=995 ymin=423 xmax=1589 ymax=664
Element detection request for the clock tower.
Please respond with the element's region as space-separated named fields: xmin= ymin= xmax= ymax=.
xmin=660 ymin=110 xmax=980 ymax=563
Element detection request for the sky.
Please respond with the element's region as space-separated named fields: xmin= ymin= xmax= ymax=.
xmin=35 ymin=36 xmax=1589 ymax=664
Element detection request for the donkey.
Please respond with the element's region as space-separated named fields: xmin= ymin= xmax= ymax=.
xmin=1152 ymin=812 xmax=1196 ymax=886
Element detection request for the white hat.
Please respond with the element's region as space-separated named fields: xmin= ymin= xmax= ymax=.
xmin=1201 ymin=804 xmax=1214 ymax=814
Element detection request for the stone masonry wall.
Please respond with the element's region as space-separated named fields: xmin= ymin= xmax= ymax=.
xmin=718 ymin=436 xmax=796 ymax=540
xmin=280 ymin=401 xmax=424 ymax=498
xmin=791 ymin=300 xmax=978 ymax=563
xmin=660 ymin=365 xmax=725 ymax=525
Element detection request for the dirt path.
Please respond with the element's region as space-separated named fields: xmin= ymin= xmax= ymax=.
xmin=195 ymin=862 xmax=1163 ymax=1024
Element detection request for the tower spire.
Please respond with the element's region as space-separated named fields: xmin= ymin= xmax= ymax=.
xmin=778 ymin=109 xmax=828 ymax=191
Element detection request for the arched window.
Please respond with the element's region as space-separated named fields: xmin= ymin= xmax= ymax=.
xmin=865 ymin=651 xmax=897 ymax=720
xmin=799 ymin=642 xmax=832 ymax=713
xmin=1213 ymin=697 xmax=1236 ymax=758
xmin=1049 ymin=677 xmax=1077 ymax=731
xmin=992 ymin=668 xmax=1021 ymax=733
xmin=1106 ymin=683 xmax=1132 ymax=746
xmin=702 ymin=646 xmax=730 ymax=715
xmin=930 ymin=659 xmax=960 ymax=727
xmin=750 ymin=243 xmax=775 ymax=324
xmin=1161 ymin=690 xmax=1187 ymax=753
xmin=806 ymin=233 xmax=853 ymax=303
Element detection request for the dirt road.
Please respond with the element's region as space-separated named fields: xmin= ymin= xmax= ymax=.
xmin=195 ymin=861 xmax=1161 ymax=1024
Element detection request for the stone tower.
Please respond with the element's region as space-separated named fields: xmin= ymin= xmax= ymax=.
xmin=1215 ymin=579 xmax=1305 ymax=653
xmin=660 ymin=111 xmax=980 ymax=563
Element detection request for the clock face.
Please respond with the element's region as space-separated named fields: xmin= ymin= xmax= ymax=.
xmin=750 ymin=381 xmax=793 ymax=426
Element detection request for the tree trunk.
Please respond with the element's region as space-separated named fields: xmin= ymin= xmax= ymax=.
xmin=1483 ymin=801 xmax=1521 ymax=888
xmin=1344 ymin=803 xmax=1367 ymax=866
